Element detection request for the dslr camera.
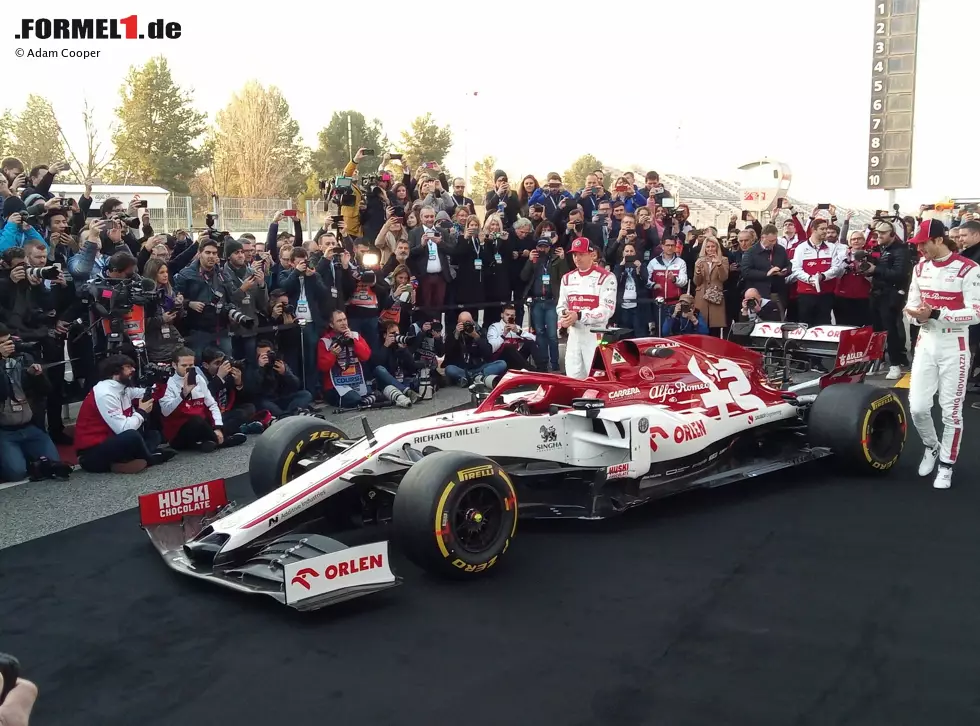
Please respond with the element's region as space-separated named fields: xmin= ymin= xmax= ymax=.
xmin=462 ymin=321 xmax=475 ymax=334
xmin=228 ymin=309 xmax=255 ymax=329
xmin=851 ymin=250 xmax=873 ymax=275
xmin=139 ymin=362 xmax=171 ymax=388
xmin=335 ymin=333 xmax=354 ymax=348
xmin=26 ymin=265 xmax=62 ymax=284
xmin=746 ymin=297 xmax=759 ymax=311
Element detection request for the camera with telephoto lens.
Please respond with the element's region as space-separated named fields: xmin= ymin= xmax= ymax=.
xmin=139 ymin=362 xmax=171 ymax=388
xmin=26 ymin=265 xmax=61 ymax=284
xmin=228 ymin=308 xmax=255 ymax=329
xmin=228 ymin=358 xmax=247 ymax=370
xmin=393 ymin=334 xmax=415 ymax=345
xmin=851 ymin=250 xmax=872 ymax=275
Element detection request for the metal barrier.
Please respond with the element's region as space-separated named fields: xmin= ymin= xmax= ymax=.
xmin=138 ymin=196 xmax=193 ymax=234
xmin=217 ymin=197 xmax=292 ymax=238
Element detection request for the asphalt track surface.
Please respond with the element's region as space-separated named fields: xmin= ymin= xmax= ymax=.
xmin=4 ymin=389 xmax=980 ymax=726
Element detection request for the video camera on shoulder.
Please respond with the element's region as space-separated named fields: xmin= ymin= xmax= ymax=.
xmin=324 ymin=177 xmax=357 ymax=207
xmin=851 ymin=249 xmax=872 ymax=274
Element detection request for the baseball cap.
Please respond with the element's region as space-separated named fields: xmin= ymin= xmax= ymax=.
xmin=910 ymin=218 xmax=947 ymax=245
xmin=570 ymin=237 xmax=592 ymax=254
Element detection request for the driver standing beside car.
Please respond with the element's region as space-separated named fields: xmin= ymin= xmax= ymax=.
xmin=556 ymin=237 xmax=617 ymax=379
xmin=904 ymin=219 xmax=980 ymax=489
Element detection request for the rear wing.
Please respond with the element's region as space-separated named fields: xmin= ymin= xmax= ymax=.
xmin=729 ymin=322 xmax=885 ymax=390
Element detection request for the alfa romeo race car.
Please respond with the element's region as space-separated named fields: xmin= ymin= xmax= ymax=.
xmin=139 ymin=325 xmax=907 ymax=611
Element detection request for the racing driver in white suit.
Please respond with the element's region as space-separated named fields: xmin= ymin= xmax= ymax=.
xmin=904 ymin=219 xmax=980 ymax=489
xmin=556 ymin=237 xmax=618 ymax=379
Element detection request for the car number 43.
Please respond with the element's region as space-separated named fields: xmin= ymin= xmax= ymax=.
xmin=687 ymin=356 xmax=766 ymax=419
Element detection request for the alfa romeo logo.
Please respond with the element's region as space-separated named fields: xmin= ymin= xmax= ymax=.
xmin=638 ymin=418 xmax=649 ymax=433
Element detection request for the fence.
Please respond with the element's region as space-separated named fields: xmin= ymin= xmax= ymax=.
xmin=216 ymin=197 xmax=293 ymax=238
xmin=139 ymin=196 xmax=193 ymax=234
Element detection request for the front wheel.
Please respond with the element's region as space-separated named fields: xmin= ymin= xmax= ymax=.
xmin=393 ymin=451 xmax=518 ymax=578
xmin=248 ymin=417 xmax=349 ymax=497
xmin=808 ymin=384 xmax=907 ymax=474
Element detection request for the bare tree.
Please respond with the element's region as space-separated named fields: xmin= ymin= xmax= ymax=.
xmin=58 ymin=100 xmax=117 ymax=184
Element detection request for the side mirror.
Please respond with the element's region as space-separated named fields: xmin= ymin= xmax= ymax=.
xmin=572 ymin=398 xmax=604 ymax=418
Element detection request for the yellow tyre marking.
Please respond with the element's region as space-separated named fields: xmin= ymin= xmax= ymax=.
xmin=862 ymin=410 xmax=873 ymax=464
xmin=499 ymin=470 xmax=519 ymax=538
xmin=434 ymin=480 xmax=456 ymax=558
xmin=281 ymin=451 xmax=296 ymax=486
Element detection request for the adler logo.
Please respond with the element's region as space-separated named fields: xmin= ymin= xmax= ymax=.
xmin=608 ymin=387 xmax=641 ymax=400
xmin=838 ymin=351 xmax=866 ymax=367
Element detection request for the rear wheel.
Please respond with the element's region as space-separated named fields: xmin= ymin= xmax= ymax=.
xmin=249 ymin=417 xmax=349 ymax=497
xmin=808 ymin=384 xmax=906 ymax=474
xmin=393 ymin=451 xmax=518 ymax=578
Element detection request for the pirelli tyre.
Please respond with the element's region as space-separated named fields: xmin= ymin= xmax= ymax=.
xmin=249 ymin=417 xmax=349 ymax=497
xmin=393 ymin=451 xmax=518 ymax=579
xmin=808 ymin=384 xmax=907 ymax=474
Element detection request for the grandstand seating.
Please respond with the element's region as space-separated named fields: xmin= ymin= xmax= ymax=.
xmin=604 ymin=168 xmax=879 ymax=233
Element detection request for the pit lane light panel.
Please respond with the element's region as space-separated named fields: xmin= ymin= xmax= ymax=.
xmin=868 ymin=0 xmax=919 ymax=191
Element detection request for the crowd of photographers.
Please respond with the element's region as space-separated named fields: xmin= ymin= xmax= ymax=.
xmin=2 ymin=150 xmax=979 ymax=483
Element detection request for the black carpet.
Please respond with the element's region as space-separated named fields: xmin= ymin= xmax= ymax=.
xmin=4 ymin=395 xmax=980 ymax=726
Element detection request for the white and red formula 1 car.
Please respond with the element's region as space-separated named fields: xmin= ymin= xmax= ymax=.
xmin=139 ymin=326 xmax=906 ymax=611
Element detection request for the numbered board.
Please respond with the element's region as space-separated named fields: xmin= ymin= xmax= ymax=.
xmin=868 ymin=0 xmax=919 ymax=190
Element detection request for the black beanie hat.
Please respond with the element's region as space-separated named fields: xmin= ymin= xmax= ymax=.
xmin=2 ymin=196 xmax=26 ymax=219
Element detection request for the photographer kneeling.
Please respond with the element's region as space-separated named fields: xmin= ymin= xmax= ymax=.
xmin=160 ymin=347 xmax=247 ymax=452
xmin=73 ymin=354 xmax=176 ymax=474
xmin=661 ymin=294 xmax=709 ymax=336
xmin=444 ymin=311 xmax=507 ymax=387
xmin=245 ymin=339 xmax=314 ymax=417
xmin=200 ymin=346 xmax=265 ymax=435
xmin=317 ymin=310 xmax=376 ymax=409
xmin=372 ymin=322 xmax=420 ymax=408
xmin=739 ymin=288 xmax=782 ymax=323
xmin=487 ymin=303 xmax=540 ymax=371
xmin=0 ymin=326 xmax=70 ymax=482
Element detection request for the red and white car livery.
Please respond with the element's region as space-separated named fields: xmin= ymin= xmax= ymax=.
xmin=140 ymin=330 xmax=906 ymax=611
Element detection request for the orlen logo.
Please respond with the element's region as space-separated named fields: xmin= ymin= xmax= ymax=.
xmin=158 ymin=485 xmax=210 ymax=518
xmin=608 ymin=387 xmax=641 ymax=400
xmin=290 ymin=554 xmax=386 ymax=589
xmin=674 ymin=420 xmax=707 ymax=444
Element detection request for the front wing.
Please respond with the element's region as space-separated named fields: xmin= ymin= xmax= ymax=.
xmin=139 ymin=479 xmax=401 ymax=611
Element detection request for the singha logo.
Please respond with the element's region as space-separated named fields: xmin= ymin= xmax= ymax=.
xmin=540 ymin=425 xmax=557 ymax=442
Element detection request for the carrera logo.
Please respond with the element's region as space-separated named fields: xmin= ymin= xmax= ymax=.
xmin=457 ymin=465 xmax=494 ymax=482
xmin=606 ymin=463 xmax=630 ymax=480
xmin=608 ymin=387 xmax=641 ymax=400
xmin=648 ymin=381 xmax=709 ymax=401
xmin=674 ymin=420 xmax=707 ymax=444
